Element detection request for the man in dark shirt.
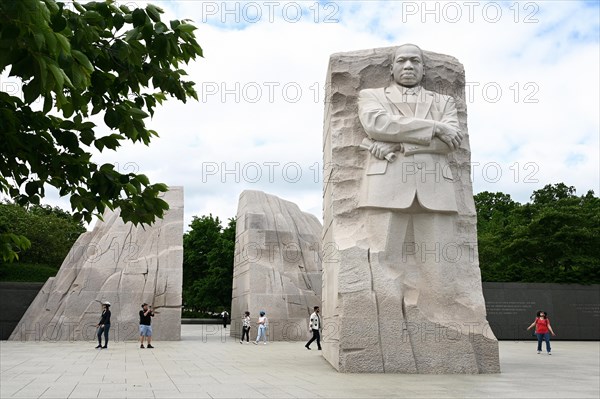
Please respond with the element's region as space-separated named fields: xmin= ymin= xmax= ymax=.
xmin=139 ymin=303 xmax=154 ymax=348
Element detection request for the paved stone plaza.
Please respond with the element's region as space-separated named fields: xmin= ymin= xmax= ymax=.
xmin=1 ymin=325 xmax=598 ymax=398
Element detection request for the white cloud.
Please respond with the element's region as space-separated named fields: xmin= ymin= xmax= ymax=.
xmin=5 ymin=0 xmax=599 ymax=229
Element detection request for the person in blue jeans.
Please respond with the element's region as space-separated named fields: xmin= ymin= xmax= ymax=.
xmin=139 ymin=303 xmax=155 ymax=348
xmin=253 ymin=311 xmax=268 ymax=345
xmin=95 ymin=302 xmax=111 ymax=349
xmin=527 ymin=310 xmax=556 ymax=354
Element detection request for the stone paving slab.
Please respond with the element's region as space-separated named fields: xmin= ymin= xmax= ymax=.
xmin=1 ymin=325 xmax=598 ymax=398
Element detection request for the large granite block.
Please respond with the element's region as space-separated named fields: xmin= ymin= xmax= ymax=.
xmin=9 ymin=187 xmax=184 ymax=341
xmin=322 ymin=45 xmax=500 ymax=373
xmin=230 ymin=190 xmax=322 ymax=341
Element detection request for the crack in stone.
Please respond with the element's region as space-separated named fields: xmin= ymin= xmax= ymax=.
xmin=342 ymin=348 xmax=365 ymax=354
xmin=367 ymin=248 xmax=386 ymax=372
xmin=401 ymin=296 xmax=418 ymax=373
xmin=115 ymin=224 xmax=134 ymax=272
xmin=298 ymin=265 xmax=313 ymax=291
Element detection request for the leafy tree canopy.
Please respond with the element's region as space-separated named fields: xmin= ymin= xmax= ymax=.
xmin=0 ymin=201 xmax=85 ymax=266
xmin=0 ymin=0 xmax=202 ymax=261
xmin=476 ymin=183 xmax=600 ymax=284
xmin=183 ymin=215 xmax=236 ymax=313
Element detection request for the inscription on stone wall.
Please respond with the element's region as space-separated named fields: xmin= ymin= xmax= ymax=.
xmin=573 ymin=304 xmax=600 ymax=317
xmin=486 ymin=301 xmax=536 ymax=315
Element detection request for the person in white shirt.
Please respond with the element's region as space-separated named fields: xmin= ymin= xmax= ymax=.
xmin=253 ymin=311 xmax=268 ymax=345
xmin=305 ymin=306 xmax=322 ymax=350
xmin=240 ymin=311 xmax=251 ymax=344
xmin=220 ymin=310 xmax=229 ymax=328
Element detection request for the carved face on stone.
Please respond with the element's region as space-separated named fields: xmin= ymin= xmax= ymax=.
xmin=391 ymin=45 xmax=424 ymax=88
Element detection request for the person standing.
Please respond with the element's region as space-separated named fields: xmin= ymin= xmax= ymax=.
xmin=221 ymin=310 xmax=229 ymax=329
xmin=305 ymin=306 xmax=322 ymax=350
xmin=95 ymin=302 xmax=111 ymax=349
xmin=527 ymin=310 xmax=556 ymax=354
xmin=253 ymin=311 xmax=268 ymax=345
xmin=139 ymin=303 xmax=155 ymax=349
xmin=240 ymin=311 xmax=251 ymax=344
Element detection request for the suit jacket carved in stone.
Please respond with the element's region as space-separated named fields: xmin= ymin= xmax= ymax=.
xmin=357 ymin=82 xmax=460 ymax=212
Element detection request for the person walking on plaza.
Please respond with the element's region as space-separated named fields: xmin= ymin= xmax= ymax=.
xmin=253 ymin=311 xmax=268 ymax=345
xmin=221 ymin=310 xmax=229 ymax=329
xmin=95 ymin=302 xmax=111 ymax=349
xmin=527 ymin=310 xmax=556 ymax=354
xmin=305 ymin=306 xmax=322 ymax=350
xmin=240 ymin=311 xmax=251 ymax=344
xmin=139 ymin=303 xmax=155 ymax=349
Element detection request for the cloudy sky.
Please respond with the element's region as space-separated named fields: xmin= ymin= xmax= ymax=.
xmin=5 ymin=0 xmax=600 ymax=230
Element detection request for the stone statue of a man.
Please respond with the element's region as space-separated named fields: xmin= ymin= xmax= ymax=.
xmin=355 ymin=44 xmax=485 ymax=372
xmin=321 ymin=43 xmax=500 ymax=374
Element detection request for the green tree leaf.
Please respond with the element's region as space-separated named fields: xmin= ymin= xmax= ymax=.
xmin=146 ymin=4 xmax=162 ymax=23
xmin=71 ymin=50 xmax=94 ymax=73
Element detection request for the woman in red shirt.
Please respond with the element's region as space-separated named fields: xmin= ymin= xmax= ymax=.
xmin=527 ymin=310 xmax=556 ymax=354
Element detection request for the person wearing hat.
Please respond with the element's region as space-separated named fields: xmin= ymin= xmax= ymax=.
xmin=139 ymin=303 xmax=155 ymax=348
xmin=253 ymin=311 xmax=268 ymax=345
xmin=95 ymin=302 xmax=111 ymax=349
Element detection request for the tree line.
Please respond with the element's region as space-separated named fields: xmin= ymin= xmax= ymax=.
xmin=0 ymin=201 xmax=85 ymax=281
xmin=182 ymin=215 xmax=236 ymax=316
xmin=475 ymin=183 xmax=599 ymax=284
